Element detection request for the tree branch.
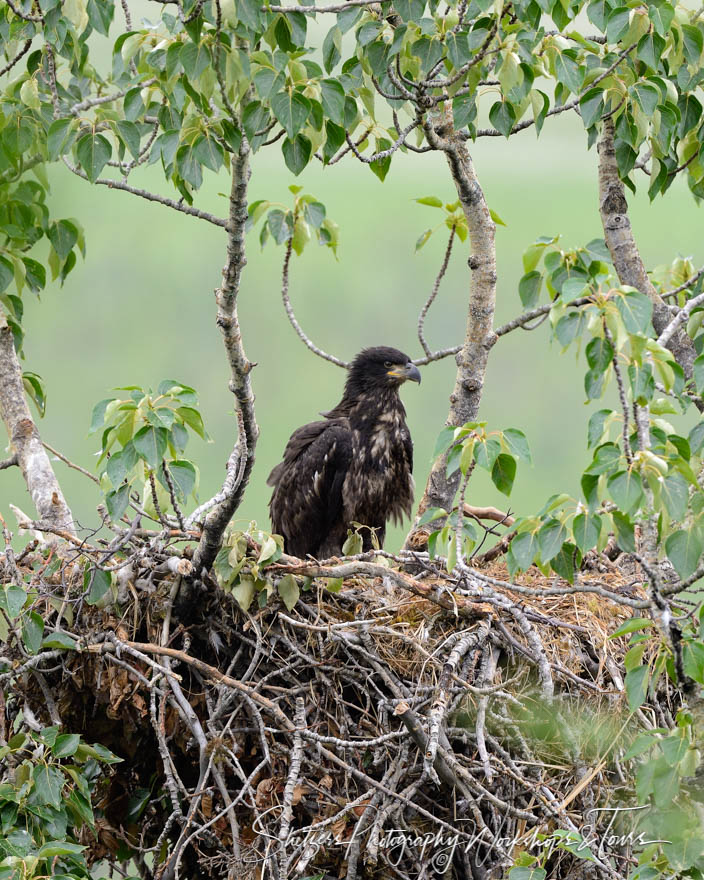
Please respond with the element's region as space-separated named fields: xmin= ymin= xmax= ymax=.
xmin=598 ymin=118 xmax=703 ymax=411
xmin=281 ymin=239 xmax=348 ymax=367
xmin=418 ymin=226 xmax=455 ymax=357
xmin=410 ymin=108 xmax=497 ymax=529
xmin=0 ymin=314 xmax=74 ymax=537
xmin=192 ymin=139 xmax=259 ymax=577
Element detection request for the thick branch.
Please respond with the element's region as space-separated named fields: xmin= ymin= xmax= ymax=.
xmin=411 ymin=110 xmax=497 ymax=525
xmin=597 ymin=119 xmax=703 ymax=410
xmin=0 ymin=314 xmax=74 ymax=537
xmin=192 ymin=141 xmax=259 ymax=576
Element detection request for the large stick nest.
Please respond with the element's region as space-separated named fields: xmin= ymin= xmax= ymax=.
xmin=1 ymin=536 xmax=679 ymax=880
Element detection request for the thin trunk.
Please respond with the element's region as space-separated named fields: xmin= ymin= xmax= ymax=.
xmin=598 ymin=118 xmax=702 ymax=409
xmin=409 ymin=113 xmax=497 ymax=530
xmin=0 ymin=312 xmax=74 ymax=536
xmin=192 ymin=139 xmax=259 ymax=576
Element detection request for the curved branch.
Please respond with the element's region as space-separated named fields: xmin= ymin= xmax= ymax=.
xmin=418 ymin=226 xmax=456 ymax=357
xmin=281 ymin=239 xmax=348 ymax=368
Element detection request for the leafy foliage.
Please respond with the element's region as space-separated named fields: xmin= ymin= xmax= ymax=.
xmin=89 ymin=380 xmax=205 ymax=523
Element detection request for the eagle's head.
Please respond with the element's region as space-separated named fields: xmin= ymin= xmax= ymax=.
xmin=345 ymin=346 xmax=421 ymax=396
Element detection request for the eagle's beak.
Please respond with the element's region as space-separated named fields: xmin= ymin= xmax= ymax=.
xmin=388 ymin=362 xmax=421 ymax=384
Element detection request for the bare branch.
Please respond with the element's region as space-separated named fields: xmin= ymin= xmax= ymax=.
xmin=281 ymin=239 xmax=348 ymax=368
xmin=657 ymin=290 xmax=704 ymax=348
xmin=0 ymin=39 xmax=32 ymax=77
xmin=43 ymin=441 xmax=100 ymax=484
xmin=0 ymin=453 xmax=18 ymax=471
xmin=661 ymin=266 xmax=704 ymax=300
xmin=62 ymin=158 xmax=228 ymax=228
xmin=418 ymin=226 xmax=455 ymax=357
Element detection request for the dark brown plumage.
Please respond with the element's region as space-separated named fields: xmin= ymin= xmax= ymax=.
xmin=267 ymin=346 xmax=421 ymax=558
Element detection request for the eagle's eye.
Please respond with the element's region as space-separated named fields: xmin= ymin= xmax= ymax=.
xmin=384 ymin=360 xmax=392 ymax=368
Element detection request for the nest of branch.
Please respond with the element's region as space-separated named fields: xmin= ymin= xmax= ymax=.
xmin=2 ymin=539 xmax=677 ymax=880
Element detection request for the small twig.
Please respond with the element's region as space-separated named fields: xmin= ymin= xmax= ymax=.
xmin=657 ymin=290 xmax=704 ymax=348
xmin=418 ymin=226 xmax=456 ymax=357
xmin=277 ymin=696 xmax=305 ymax=874
xmin=0 ymin=39 xmax=32 ymax=77
xmin=661 ymin=266 xmax=704 ymax=300
xmin=43 ymin=441 xmax=100 ymax=484
xmin=603 ymin=323 xmax=632 ymax=466
xmin=0 ymin=453 xmax=18 ymax=471
xmin=161 ymin=460 xmax=186 ymax=531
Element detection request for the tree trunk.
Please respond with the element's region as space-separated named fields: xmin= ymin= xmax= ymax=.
xmin=409 ymin=114 xmax=497 ymax=530
xmin=0 ymin=312 xmax=74 ymax=536
xmin=597 ymin=118 xmax=702 ymax=408
xmin=192 ymin=139 xmax=259 ymax=576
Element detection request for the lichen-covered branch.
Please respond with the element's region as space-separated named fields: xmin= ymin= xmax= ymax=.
xmin=192 ymin=139 xmax=259 ymax=576
xmin=0 ymin=313 xmax=74 ymax=537
xmin=411 ymin=110 xmax=497 ymax=525
xmin=597 ymin=119 xmax=703 ymax=410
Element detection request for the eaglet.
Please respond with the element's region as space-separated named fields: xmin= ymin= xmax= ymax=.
xmin=267 ymin=346 xmax=421 ymax=557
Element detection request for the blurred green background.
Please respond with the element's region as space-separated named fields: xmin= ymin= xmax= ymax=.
xmin=2 ymin=111 xmax=703 ymax=550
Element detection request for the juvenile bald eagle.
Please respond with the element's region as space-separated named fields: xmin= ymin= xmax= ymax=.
xmin=267 ymin=346 xmax=421 ymax=558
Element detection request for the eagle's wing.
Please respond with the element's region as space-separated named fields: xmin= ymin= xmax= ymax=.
xmin=267 ymin=419 xmax=353 ymax=557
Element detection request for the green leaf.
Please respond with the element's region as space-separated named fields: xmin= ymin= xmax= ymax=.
xmin=32 ymin=765 xmax=64 ymax=809
xmin=86 ymin=567 xmax=111 ymax=605
xmin=625 ymin=664 xmax=649 ymax=711
xmin=632 ymin=82 xmax=660 ymax=117
xmin=519 ymin=271 xmax=542 ymax=308
xmin=180 ymin=41 xmax=211 ymax=79
xmin=21 ymin=611 xmax=44 ymax=655
xmin=52 ymin=734 xmax=81 ymax=757
xmin=661 ymin=472 xmax=689 ymax=521
xmin=587 ymin=409 xmax=612 ymax=448
xmin=537 ymin=518 xmax=567 ymax=563
xmin=503 ymin=428 xmax=532 ymax=464
xmin=607 ymin=470 xmax=644 ymax=514
xmin=416 ymin=195 xmax=443 ymax=208
xmin=36 ymin=841 xmax=86 ymax=859
xmin=176 ymin=143 xmax=203 ymax=189
xmin=320 ymin=79 xmax=345 ymax=125
xmin=76 ymin=133 xmax=112 ymax=183
xmin=133 ymin=425 xmax=168 ymax=469
xmin=510 ymin=531 xmax=538 ymax=569
xmin=106 ymin=485 xmax=130 ymax=521
xmin=611 ymin=510 xmax=636 ymax=553
xmin=572 ymin=512 xmax=600 ymax=552
xmin=271 ymin=90 xmax=311 ymax=139
xmin=491 ymin=453 xmax=517 ymax=496
xmin=193 ymin=134 xmax=224 ymax=172
xmin=585 ymin=336 xmax=613 ymax=373
xmin=579 ymin=87 xmax=604 ymax=128
xmin=116 ymin=120 xmax=140 ymax=159
xmin=637 ymin=31 xmax=665 ymax=70
xmin=551 ymin=542 xmax=581 ymax=583
xmin=304 ymin=201 xmax=325 ymax=228
xmin=106 ymin=442 xmax=138 ymax=488
xmin=417 ymin=507 xmax=448 ymax=526
xmin=489 ymin=100 xmax=516 ymax=137
xmin=47 ymin=118 xmax=77 ymax=161
xmin=693 ymin=354 xmax=704 ymax=393
xmin=161 ymin=460 xmax=196 ymax=500
xmin=688 ymin=421 xmax=704 ymax=454
xmin=42 ymin=632 xmax=78 ymax=650
xmin=282 ymin=135 xmax=312 ymax=175
xmin=609 ymin=617 xmax=653 ymax=639
xmin=682 ymin=24 xmax=704 ymax=66
xmin=48 ymin=220 xmax=79 ymax=261
xmin=1 ymin=584 xmax=26 ymax=619
xmin=666 ymin=527 xmax=704 ymax=579
xmin=616 ymin=290 xmax=653 ymax=334
xmin=277 ymin=574 xmax=300 ymax=610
